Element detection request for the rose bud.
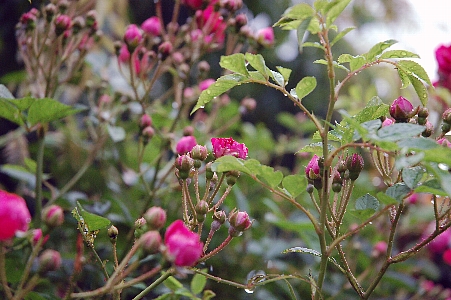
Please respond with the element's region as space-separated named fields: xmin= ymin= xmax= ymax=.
xmin=305 ymin=155 xmax=321 ymax=180
xmin=255 ymin=27 xmax=275 ymax=47
xmin=164 ymin=220 xmax=203 ymax=267
xmin=42 ymin=205 xmax=64 ymax=228
xmin=139 ymin=230 xmax=162 ymax=254
xmin=143 ymin=206 xmax=166 ymax=230
xmin=158 ymin=41 xmax=173 ymax=61
xmin=191 ymin=145 xmax=208 ymax=161
xmin=389 ymin=96 xmax=415 ymax=122
xmin=346 ymin=153 xmax=364 ymax=181
xmin=108 ymin=225 xmax=119 ymax=241
xmin=124 ymin=24 xmax=142 ymax=52
xmin=176 ymin=136 xmax=197 ymax=155
xmin=141 ymin=16 xmax=162 ymax=36
xmin=38 ymin=249 xmax=62 ymax=274
xmin=228 ymin=209 xmax=252 ymax=232
xmin=54 ymin=14 xmax=72 ymax=36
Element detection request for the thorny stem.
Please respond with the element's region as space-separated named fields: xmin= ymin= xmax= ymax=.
xmin=89 ymin=246 xmax=109 ymax=280
xmin=199 ymin=235 xmax=233 ymax=262
xmin=34 ymin=128 xmax=46 ymax=228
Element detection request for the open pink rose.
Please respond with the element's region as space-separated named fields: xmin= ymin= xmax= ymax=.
xmin=211 ymin=137 xmax=248 ymax=159
xmin=0 ymin=190 xmax=31 ymax=241
xmin=164 ymin=220 xmax=203 ymax=266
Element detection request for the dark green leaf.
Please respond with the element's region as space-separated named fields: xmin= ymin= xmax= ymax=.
xmin=386 ymin=183 xmax=411 ymax=202
xmin=364 ymin=39 xmax=397 ymax=61
xmin=191 ymin=74 xmax=247 ymax=114
xmin=397 ymin=60 xmax=432 ymax=86
xmin=415 ymin=179 xmax=447 ymax=196
xmin=219 ymin=54 xmax=249 ymax=76
xmin=355 ymin=193 xmax=379 ymax=211
xmin=295 ymin=76 xmax=317 ymax=100
xmin=245 ymin=53 xmax=268 ymax=79
xmin=27 ymin=98 xmax=84 ymax=126
xmin=377 ymin=123 xmax=425 ymax=141
xmin=397 ymin=69 xmax=411 ymax=89
xmin=376 ymin=192 xmax=397 ymax=205
xmin=210 ymin=156 xmax=250 ymax=174
xmin=408 ymin=74 xmax=428 ymax=106
xmin=379 ymin=50 xmax=420 ymax=59
xmin=397 ymin=138 xmax=438 ymax=150
xmin=402 ymin=166 xmax=425 ymax=189
xmin=326 ymin=0 xmax=351 ymax=27
xmin=425 ymin=163 xmax=451 ymax=198
xmin=191 ymin=272 xmax=207 ymax=295
xmin=75 ymin=202 xmax=111 ymax=231
xmin=243 ymin=159 xmax=263 ymax=176
xmin=282 ymin=174 xmax=307 ymax=198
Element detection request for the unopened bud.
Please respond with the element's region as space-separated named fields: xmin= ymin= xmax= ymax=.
xmin=108 ymin=225 xmax=119 ymax=241
xmin=158 ymin=41 xmax=173 ymax=61
xmin=54 ymin=14 xmax=72 ymax=36
xmin=175 ymin=155 xmax=194 ymax=172
xmin=195 ymin=200 xmax=209 ymax=216
xmin=45 ymin=4 xmax=57 ymax=22
xmin=139 ymin=230 xmax=161 ymax=254
xmin=143 ymin=207 xmax=166 ymax=230
xmin=38 ymin=249 xmax=62 ymax=274
xmin=226 ymin=170 xmax=240 ymax=186
xmin=389 ymin=96 xmax=415 ymax=122
xmin=42 ymin=205 xmax=64 ymax=228
xmin=228 ymin=209 xmax=252 ymax=232
xmin=346 ymin=153 xmax=364 ymax=181
xmin=443 ymin=108 xmax=451 ymax=124
xmin=191 ymin=145 xmax=208 ymax=161
xmin=422 ymin=120 xmax=433 ymax=137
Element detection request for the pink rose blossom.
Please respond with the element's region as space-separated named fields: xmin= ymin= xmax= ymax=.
xmin=141 ymin=16 xmax=162 ymax=36
xmin=124 ymin=24 xmax=142 ymax=50
xmin=436 ymin=44 xmax=451 ymax=74
xmin=0 ymin=190 xmax=31 ymax=241
xmin=305 ymin=154 xmax=321 ymax=180
xmin=255 ymin=27 xmax=275 ymax=47
xmin=176 ymin=136 xmax=197 ymax=155
xmin=211 ymin=137 xmax=248 ymax=159
xmin=197 ymin=2 xmax=226 ymax=44
xmin=444 ymin=249 xmax=451 ymax=265
xmin=199 ymin=78 xmax=215 ymax=91
xmin=164 ymin=220 xmax=203 ymax=266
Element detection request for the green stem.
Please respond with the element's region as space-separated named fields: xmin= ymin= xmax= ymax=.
xmin=0 ymin=243 xmax=12 ymax=299
xmin=34 ymin=130 xmax=45 ymax=228
xmin=132 ymin=268 xmax=174 ymax=300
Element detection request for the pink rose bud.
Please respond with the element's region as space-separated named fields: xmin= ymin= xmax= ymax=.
xmin=158 ymin=41 xmax=173 ymax=61
xmin=42 ymin=205 xmax=64 ymax=228
xmin=389 ymin=96 xmax=415 ymax=122
xmin=140 ymin=114 xmax=153 ymax=128
xmin=117 ymin=44 xmax=130 ymax=65
xmin=142 ymin=126 xmax=155 ymax=140
xmin=382 ymin=118 xmax=394 ymax=127
xmin=305 ymin=154 xmax=321 ymax=180
xmin=124 ymin=24 xmax=142 ymax=51
xmin=172 ymin=52 xmax=185 ymax=64
xmin=175 ymin=154 xmax=194 ymax=172
xmin=141 ymin=16 xmax=162 ymax=36
xmin=139 ymin=230 xmax=162 ymax=254
xmin=38 ymin=249 xmax=62 ymax=273
xmin=32 ymin=228 xmax=49 ymax=246
xmin=20 ymin=12 xmax=37 ymax=30
xmin=221 ymin=0 xmax=243 ymax=11
xmin=235 ymin=13 xmax=247 ymax=28
xmin=182 ymin=0 xmax=203 ymax=10
xmin=54 ymin=14 xmax=72 ymax=36
xmin=164 ymin=220 xmax=203 ymax=266
xmin=255 ymin=27 xmax=275 ymax=47
xmin=199 ymin=78 xmax=215 ymax=91
xmin=44 ymin=4 xmax=57 ymax=22
xmin=191 ymin=145 xmax=208 ymax=161
xmin=143 ymin=207 xmax=167 ymax=230
xmin=228 ymin=209 xmax=252 ymax=232
xmin=442 ymin=108 xmax=451 ymax=124
xmin=372 ymin=241 xmax=388 ymax=257
xmin=176 ymin=136 xmax=197 ymax=155
xmin=346 ymin=153 xmax=364 ymax=181
xmin=0 ymin=190 xmax=31 ymax=241
xmin=211 ymin=137 xmax=248 ymax=159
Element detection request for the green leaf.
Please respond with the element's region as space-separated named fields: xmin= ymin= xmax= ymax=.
xmin=0 ymin=99 xmax=23 ymax=125
xmin=354 ymin=98 xmax=389 ymax=123
xmin=191 ymin=74 xmax=247 ymax=114
xmin=283 ymin=247 xmax=345 ymax=273
xmin=191 ymin=272 xmax=207 ymax=295
xmin=379 ymin=50 xmax=420 ymax=59
xmin=75 ymin=201 xmax=111 ymax=231
xmin=281 ymin=3 xmax=315 ymax=20
xmin=337 ymin=54 xmax=366 ymax=72
xmin=364 ymin=39 xmax=397 ymax=61
xmin=376 ymin=192 xmax=397 ymax=205
xmin=408 ymin=74 xmax=428 ymax=106
xmin=397 ymin=138 xmax=438 ymax=150
xmin=276 ymin=66 xmax=292 ymax=84
xmin=164 ymin=276 xmax=184 ymax=291
xmin=330 ymin=26 xmax=355 ymax=46
xmin=377 ymin=123 xmax=425 ymax=142
xmin=355 ymin=193 xmax=379 ymax=211
xmin=219 ymin=54 xmax=249 ymax=76
xmin=326 ymin=0 xmax=352 ymax=27
xmin=424 ymin=163 xmax=451 ymax=198
xmin=397 ymin=60 xmax=432 ymax=86
xmin=245 ymin=53 xmax=268 ymax=79
xmin=202 ymin=290 xmax=216 ymax=300
xmin=27 ymin=98 xmax=84 ymax=126
xmin=397 ymin=69 xmax=411 ymax=89
xmin=402 ymin=166 xmax=425 ymax=189
xmin=386 ymin=183 xmax=411 ymax=202
xmin=298 ymin=142 xmax=335 ymax=155
xmin=210 ymin=156 xmax=250 ymax=174
xmin=282 ymin=174 xmax=307 ymax=198
xmin=259 ymin=165 xmax=283 ymax=189
xmin=107 ymin=125 xmax=126 ymax=142
xmin=269 ymin=70 xmax=285 ymax=87
xmin=297 ymin=17 xmax=312 ymax=53
xmin=302 ymin=42 xmax=325 ymax=50
xmin=415 ymin=179 xmax=447 ymax=196
xmin=395 ymin=153 xmax=425 ymax=170
xmin=295 ymin=76 xmax=317 ymax=100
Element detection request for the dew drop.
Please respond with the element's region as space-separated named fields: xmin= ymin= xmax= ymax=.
xmin=215 ymin=83 xmax=221 ymax=87
xmin=369 ymin=222 xmax=373 ymax=225
xmin=245 ymin=288 xmax=254 ymax=294
xmin=206 ymin=90 xmax=211 ymax=95
xmin=438 ymin=163 xmax=449 ymax=171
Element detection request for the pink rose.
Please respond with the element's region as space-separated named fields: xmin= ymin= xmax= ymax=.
xmin=0 ymin=190 xmax=31 ymax=241
xmin=164 ymin=220 xmax=203 ymax=266
xmin=176 ymin=136 xmax=197 ymax=155
xmin=255 ymin=27 xmax=275 ymax=47
xmin=141 ymin=16 xmax=162 ymax=36
xmin=124 ymin=24 xmax=142 ymax=51
xmin=211 ymin=137 xmax=248 ymax=159
xmin=305 ymin=154 xmax=321 ymax=180
xmin=436 ymin=44 xmax=451 ymax=74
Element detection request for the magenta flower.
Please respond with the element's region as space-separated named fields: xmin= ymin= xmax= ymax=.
xmin=436 ymin=44 xmax=451 ymax=74
xmin=182 ymin=0 xmax=203 ymax=9
xmin=176 ymin=136 xmax=197 ymax=155
xmin=164 ymin=220 xmax=203 ymax=266
xmin=305 ymin=154 xmax=321 ymax=180
xmin=211 ymin=137 xmax=248 ymax=159
xmin=118 ymin=44 xmax=130 ymax=65
xmin=54 ymin=14 xmax=72 ymax=35
xmin=389 ymin=96 xmax=415 ymax=122
xmin=141 ymin=16 xmax=162 ymax=36
xmin=0 ymin=190 xmax=31 ymax=241
xmin=437 ymin=137 xmax=451 ymax=148
xmin=124 ymin=24 xmax=142 ymax=51
xmin=229 ymin=210 xmax=252 ymax=232
xmin=255 ymin=27 xmax=275 ymax=47
xmin=199 ymin=78 xmax=215 ymax=91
